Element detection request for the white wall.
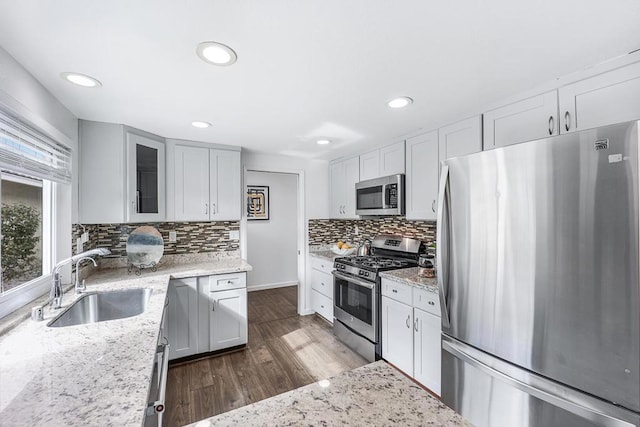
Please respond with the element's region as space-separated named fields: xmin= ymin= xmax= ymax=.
xmin=0 ymin=46 xmax=78 ymax=285
xmin=246 ymin=171 xmax=298 ymax=289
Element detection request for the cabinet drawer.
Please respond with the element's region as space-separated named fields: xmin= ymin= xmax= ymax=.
xmin=311 ymin=256 xmax=334 ymax=274
xmin=414 ymin=288 xmax=440 ymax=317
xmin=208 ymin=272 xmax=247 ymax=292
xmin=312 ymin=289 xmax=333 ymax=323
xmin=311 ymin=269 xmax=333 ymax=299
xmin=381 ymin=277 xmax=413 ymax=305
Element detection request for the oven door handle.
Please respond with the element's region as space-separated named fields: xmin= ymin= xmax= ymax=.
xmin=332 ymin=271 xmax=375 ymax=290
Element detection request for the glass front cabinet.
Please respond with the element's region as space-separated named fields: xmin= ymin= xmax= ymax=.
xmin=126 ymin=131 xmax=165 ymax=222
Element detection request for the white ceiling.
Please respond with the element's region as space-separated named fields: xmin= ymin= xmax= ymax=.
xmin=0 ymin=1 xmax=639 ymax=160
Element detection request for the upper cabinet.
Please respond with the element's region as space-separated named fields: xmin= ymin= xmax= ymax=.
xmin=483 ymin=91 xmax=559 ymax=149
xmin=359 ymin=141 xmax=405 ymax=181
xmin=171 ymin=143 xmax=241 ymax=222
xmin=330 ymin=156 xmax=359 ymax=219
xmin=438 ymin=115 xmax=483 ymax=162
xmin=406 ymin=130 xmax=439 ymax=220
xmin=79 ymin=120 xmax=165 ymax=224
xmin=126 ymin=131 xmax=165 ymax=222
xmin=559 ymin=61 xmax=640 ymax=134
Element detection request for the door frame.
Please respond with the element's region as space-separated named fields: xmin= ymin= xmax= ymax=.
xmin=241 ymin=166 xmax=309 ymax=316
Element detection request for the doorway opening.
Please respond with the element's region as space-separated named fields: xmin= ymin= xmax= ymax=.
xmin=244 ymin=170 xmax=301 ymax=312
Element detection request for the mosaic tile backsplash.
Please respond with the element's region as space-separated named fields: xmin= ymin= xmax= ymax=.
xmin=72 ymin=221 xmax=240 ymax=259
xmin=308 ymin=217 xmax=436 ymax=253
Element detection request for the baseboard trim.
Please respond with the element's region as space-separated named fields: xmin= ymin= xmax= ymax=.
xmin=247 ymin=281 xmax=298 ymax=292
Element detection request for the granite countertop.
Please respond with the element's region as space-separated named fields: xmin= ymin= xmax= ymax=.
xmin=380 ymin=267 xmax=439 ymax=294
xmin=309 ymin=249 xmax=341 ymax=262
xmin=188 ymin=360 xmax=472 ymax=427
xmin=0 ymin=258 xmax=252 ymax=427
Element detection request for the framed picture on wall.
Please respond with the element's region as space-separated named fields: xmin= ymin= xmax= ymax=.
xmin=247 ymin=185 xmax=270 ymax=220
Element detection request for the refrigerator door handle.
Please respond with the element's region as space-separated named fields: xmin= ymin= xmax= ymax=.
xmin=437 ymin=164 xmax=451 ymax=328
xmin=442 ymin=336 xmax=638 ymax=427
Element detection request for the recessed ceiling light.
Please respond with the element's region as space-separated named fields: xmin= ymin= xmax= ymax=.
xmin=60 ymin=72 xmax=102 ymax=88
xmin=316 ymin=139 xmax=331 ymax=145
xmin=387 ymin=96 xmax=413 ymax=109
xmin=191 ymin=121 xmax=211 ymax=128
xmin=196 ymin=41 xmax=238 ymax=66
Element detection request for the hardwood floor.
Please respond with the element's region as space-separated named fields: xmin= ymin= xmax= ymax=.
xmin=164 ymin=286 xmax=368 ymax=426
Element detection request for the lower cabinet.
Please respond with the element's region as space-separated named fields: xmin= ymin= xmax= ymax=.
xmin=381 ymin=277 xmax=442 ymax=396
xmin=210 ymin=288 xmax=248 ymax=351
xmin=166 ymin=271 xmax=247 ymax=361
xmin=381 ymin=296 xmax=414 ymax=375
xmin=310 ymin=256 xmax=334 ymax=323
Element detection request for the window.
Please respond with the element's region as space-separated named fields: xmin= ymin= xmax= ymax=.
xmin=0 ymin=109 xmax=69 ymax=318
xmin=0 ymin=172 xmax=51 ymax=293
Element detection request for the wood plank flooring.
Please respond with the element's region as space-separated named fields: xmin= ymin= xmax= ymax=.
xmin=164 ymin=286 xmax=368 ymax=426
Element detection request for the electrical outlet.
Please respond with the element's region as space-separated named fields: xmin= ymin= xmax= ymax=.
xmin=229 ymin=230 xmax=240 ymax=240
xmin=76 ymin=237 xmax=83 ymax=254
xmin=168 ymin=231 xmax=177 ymax=243
xmin=81 ymin=232 xmax=89 ymax=243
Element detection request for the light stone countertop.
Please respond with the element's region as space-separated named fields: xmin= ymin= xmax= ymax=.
xmin=0 ymin=258 xmax=251 ymax=427
xmin=380 ymin=267 xmax=439 ymax=294
xmin=187 ymin=360 xmax=472 ymax=427
xmin=308 ymin=249 xmax=340 ymax=263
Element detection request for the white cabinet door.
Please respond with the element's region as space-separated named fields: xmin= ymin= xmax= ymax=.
xmin=329 ymin=160 xmax=344 ymax=219
xmin=381 ymin=295 xmax=414 ymax=376
xmin=342 ymin=156 xmax=360 ymax=218
xmin=210 ymin=149 xmax=241 ymax=221
xmin=559 ymin=61 xmax=640 ymax=134
xmin=167 ymin=278 xmax=199 ymax=360
xmin=438 ymin=115 xmax=483 ymax=163
xmin=413 ymin=308 xmax=441 ymax=396
xmin=483 ymin=91 xmax=559 ymax=149
xmin=380 ymin=141 xmax=405 ymax=176
xmin=312 ymin=289 xmax=333 ymax=323
xmin=359 ymin=150 xmax=380 ymax=181
xmin=406 ymin=131 xmax=438 ymax=220
xmin=174 ymin=145 xmax=210 ymax=221
xmin=126 ymin=131 xmax=165 ymax=222
xmin=210 ymin=288 xmax=248 ymax=351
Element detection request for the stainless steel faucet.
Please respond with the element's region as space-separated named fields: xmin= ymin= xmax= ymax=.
xmin=50 ymin=248 xmax=111 ymax=309
xmin=74 ymin=257 xmax=97 ymax=294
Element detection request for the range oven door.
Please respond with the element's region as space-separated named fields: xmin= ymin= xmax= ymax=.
xmin=332 ymin=270 xmax=377 ymax=342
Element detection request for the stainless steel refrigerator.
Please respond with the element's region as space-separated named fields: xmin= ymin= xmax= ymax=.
xmin=437 ymin=120 xmax=640 ymax=427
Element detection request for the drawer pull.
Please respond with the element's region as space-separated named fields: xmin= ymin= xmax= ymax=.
xmin=321 ymin=282 xmax=325 ymax=286
xmin=320 ymin=305 xmax=325 ymax=309
xmin=392 ymin=289 xmax=398 ymax=293
xmin=428 ymin=301 xmax=435 ymax=306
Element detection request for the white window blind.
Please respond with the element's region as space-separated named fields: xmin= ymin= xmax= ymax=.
xmin=0 ymin=111 xmax=72 ymax=183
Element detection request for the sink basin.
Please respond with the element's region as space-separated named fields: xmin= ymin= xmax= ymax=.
xmin=48 ymin=288 xmax=153 ymax=328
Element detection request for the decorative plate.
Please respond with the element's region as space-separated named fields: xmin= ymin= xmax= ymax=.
xmin=126 ymin=226 xmax=164 ymax=267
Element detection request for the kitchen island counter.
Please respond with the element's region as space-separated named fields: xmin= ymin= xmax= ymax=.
xmin=187 ymin=360 xmax=472 ymax=427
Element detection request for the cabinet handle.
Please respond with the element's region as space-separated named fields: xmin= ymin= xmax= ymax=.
xmin=414 ymin=317 xmax=419 ymax=332
xmin=431 ymin=200 xmax=436 ymax=213
xmin=406 ymin=315 xmax=411 ymax=329
xmin=320 ymin=305 xmax=325 ymax=309
xmin=564 ymin=111 xmax=571 ymax=132
xmin=428 ymin=300 xmax=435 ymax=306
xmin=392 ymin=289 xmax=398 ymax=293
xmin=212 ymin=299 xmax=216 ymax=311
xmin=321 ymin=282 xmax=325 ymax=286
xmin=205 ymin=203 xmax=208 ymax=215
xmin=548 ymin=115 xmax=554 ymax=135
xmin=227 ymin=280 xmax=234 ymax=284
xmin=212 ymin=203 xmax=216 ymax=215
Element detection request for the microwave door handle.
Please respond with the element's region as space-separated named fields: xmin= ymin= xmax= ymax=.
xmin=382 ymin=184 xmax=389 ymax=209
xmin=332 ymin=271 xmax=375 ymax=290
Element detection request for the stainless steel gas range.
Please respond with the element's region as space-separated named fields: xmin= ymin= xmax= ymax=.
xmin=332 ymin=235 xmax=423 ymax=362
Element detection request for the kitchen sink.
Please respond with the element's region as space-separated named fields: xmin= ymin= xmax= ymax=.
xmin=48 ymin=288 xmax=153 ymax=328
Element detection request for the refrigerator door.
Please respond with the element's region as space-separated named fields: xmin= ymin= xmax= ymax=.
xmin=438 ymin=121 xmax=640 ymax=411
xmin=442 ymin=335 xmax=640 ymax=427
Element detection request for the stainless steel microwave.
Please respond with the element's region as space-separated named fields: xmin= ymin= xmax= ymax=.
xmin=355 ymin=174 xmax=405 ymax=216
